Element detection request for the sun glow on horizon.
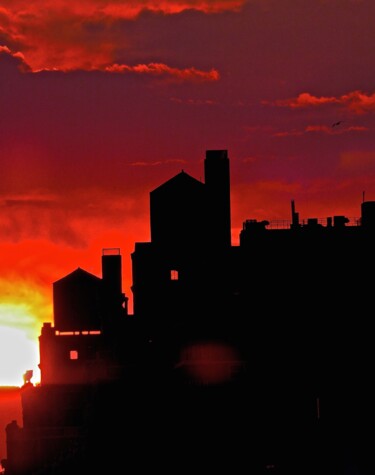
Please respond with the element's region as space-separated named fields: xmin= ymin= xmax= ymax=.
xmin=0 ymin=285 xmax=51 ymax=387
xmin=0 ymin=321 xmax=40 ymax=387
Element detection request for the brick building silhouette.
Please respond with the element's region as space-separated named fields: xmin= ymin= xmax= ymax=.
xmin=3 ymin=150 xmax=374 ymax=474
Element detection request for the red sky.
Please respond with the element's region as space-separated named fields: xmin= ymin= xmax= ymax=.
xmin=0 ymin=0 xmax=375 ymax=384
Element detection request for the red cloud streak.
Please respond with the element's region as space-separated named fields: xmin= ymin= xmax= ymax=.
xmin=105 ymin=62 xmax=220 ymax=81
xmin=274 ymin=91 xmax=375 ymax=114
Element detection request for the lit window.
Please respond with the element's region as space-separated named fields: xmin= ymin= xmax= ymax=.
xmin=70 ymin=350 xmax=78 ymax=360
xmin=170 ymin=269 xmax=179 ymax=281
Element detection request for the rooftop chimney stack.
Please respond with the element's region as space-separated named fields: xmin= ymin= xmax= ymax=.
xmin=291 ymin=200 xmax=299 ymax=228
xmin=102 ymin=248 xmax=122 ymax=296
xmin=361 ymin=201 xmax=375 ymax=228
xmin=204 ymin=150 xmax=231 ymax=248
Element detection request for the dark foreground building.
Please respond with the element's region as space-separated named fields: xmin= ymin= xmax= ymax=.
xmin=3 ymin=150 xmax=375 ymax=474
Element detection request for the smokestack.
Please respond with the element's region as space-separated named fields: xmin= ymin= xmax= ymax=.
xmin=291 ymin=199 xmax=299 ymax=228
xmin=361 ymin=201 xmax=375 ymax=228
xmin=204 ymin=150 xmax=231 ymax=248
xmin=102 ymin=248 xmax=122 ymax=295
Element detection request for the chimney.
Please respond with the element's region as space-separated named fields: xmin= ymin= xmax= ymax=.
xmin=102 ymin=248 xmax=122 ymax=295
xmin=204 ymin=150 xmax=231 ymax=248
xmin=291 ymin=200 xmax=299 ymax=228
xmin=361 ymin=201 xmax=375 ymax=228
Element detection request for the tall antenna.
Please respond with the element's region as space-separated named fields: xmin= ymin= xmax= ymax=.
xmin=291 ymin=199 xmax=299 ymax=227
xmin=362 ymin=190 xmax=365 ymax=203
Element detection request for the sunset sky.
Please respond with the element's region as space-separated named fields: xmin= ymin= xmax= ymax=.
xmin=0 ymin=0 xmax=375 ymax=386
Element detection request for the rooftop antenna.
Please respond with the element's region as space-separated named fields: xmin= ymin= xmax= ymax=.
xmin=362 ymin=190 xmax=365 ymax=203
xmin=291 ymin=199 xmax=299 ymax=228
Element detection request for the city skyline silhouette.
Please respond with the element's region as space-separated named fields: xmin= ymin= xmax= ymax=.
xmin=1 ymin=149 xmax=374 ymax=474
xmin=1 ymin=3 xmax=375 ymax=474
xmin=2 ymin=3 xmax=375 ymax=392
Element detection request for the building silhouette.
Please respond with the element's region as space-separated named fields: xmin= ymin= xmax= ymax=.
xmin=3 ymin=150 xmax=375 ymax=474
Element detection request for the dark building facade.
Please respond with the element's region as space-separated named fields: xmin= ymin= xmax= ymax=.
xmin=3 ymin=150 xmax=375 ymax=474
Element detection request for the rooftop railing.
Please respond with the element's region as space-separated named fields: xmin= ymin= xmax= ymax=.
xmin=243 ymin=217 xmax=361 ymax=230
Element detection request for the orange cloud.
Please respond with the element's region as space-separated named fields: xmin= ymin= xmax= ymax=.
xmin=1 ymin=1 xmax=244 ymax=18
xmin=0 ymin=1 xmax=244 ymax=71
xmin=273 ymin=92 xmax=338 ymax=108
xmin=0 ymin=42 xmax=219 ymax=81
xmin=105 ymin=62 xmax=220 ymax=82
xmin=272 ymin=90 xmax=375 ymax=114
xmin=340 ymin=90 xmax=375 ymax=114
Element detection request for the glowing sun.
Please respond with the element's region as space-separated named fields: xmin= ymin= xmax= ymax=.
xmin=0 ymin=304 xmax=41 ymax=387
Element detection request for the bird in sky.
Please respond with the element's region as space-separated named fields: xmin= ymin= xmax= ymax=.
xmin=332 ymin=120 xmax=343 ymax=128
